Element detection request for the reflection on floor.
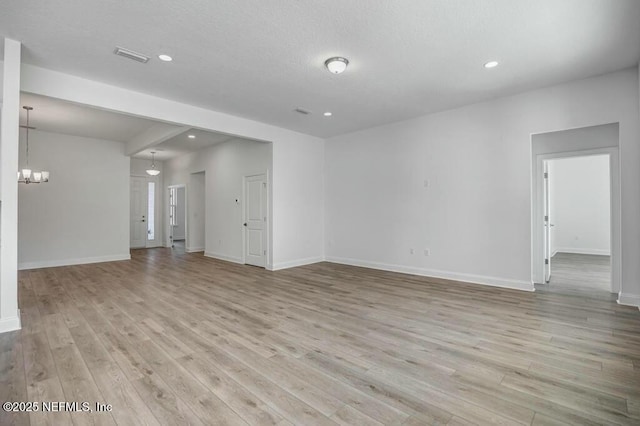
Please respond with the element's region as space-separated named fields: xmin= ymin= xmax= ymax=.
xmin=549 ymin=252 xmax=611 ymax=293
xmin=172 ymin=239 xmax=185 ymax=254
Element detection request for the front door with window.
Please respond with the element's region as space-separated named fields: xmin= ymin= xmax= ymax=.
xmin=130 ymin=176 xmax=156 ymax=248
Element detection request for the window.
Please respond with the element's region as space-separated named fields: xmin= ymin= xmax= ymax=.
xmin=147 ymin=182 xmax=155 ymax=240
xmin=169 ymin=187 xmax=177 ymax=227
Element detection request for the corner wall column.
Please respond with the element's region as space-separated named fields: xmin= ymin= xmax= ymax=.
xmin=0 ymin=38 xmax=22 ymax=333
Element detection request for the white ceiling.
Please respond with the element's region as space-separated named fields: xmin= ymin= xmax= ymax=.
xmin=3 ymin=1 xmax=640 ymax=138
xmin=20 ymin=93 xmax=161 ymax=143
xmin=19 ymin=93 xmax=253 ymax=160
xmin=135 ymin=129 xmax=239 ymax=161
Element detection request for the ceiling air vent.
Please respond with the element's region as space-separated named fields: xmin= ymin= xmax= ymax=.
xmin=114 ymin=47 xmax=150 ymax=63
xmin=294 ymin=108 xmax=311 ymax=115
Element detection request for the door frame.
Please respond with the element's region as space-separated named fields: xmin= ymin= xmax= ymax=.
xmin=130 ymin=174 xmax=161 ymax=249
xmin=532 ymin=148 xmax=620 ymax=293
xmin=242 ymin=172 xmax=270 ymax=267
xmin=167 ymin=184 xmax=188 ymax=249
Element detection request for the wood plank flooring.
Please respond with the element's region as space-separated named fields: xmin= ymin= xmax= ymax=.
xmin=1 ymin=248 xmax=640 ymax=425
xmin=549 ymin=253 xmax=611 ymax=292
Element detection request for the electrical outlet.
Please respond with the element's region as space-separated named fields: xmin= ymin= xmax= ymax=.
xmin=424 ymin=249 xmax=430 ymax=256
xmin=410 ymin=248 xmax=415 ymax=255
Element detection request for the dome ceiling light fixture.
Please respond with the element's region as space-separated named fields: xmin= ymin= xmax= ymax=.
xmin=146 ymin=151 xmax=160 ymax=176
xmin=325 ymin=57 xmax=349 ymax=74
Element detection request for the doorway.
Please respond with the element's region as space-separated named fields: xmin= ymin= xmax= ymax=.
xmin=543 ymin=154 xmax=611 ymax=291
xmin=168 ymin=184 xmax=187 ymax=250
xmin=130 ymin=175 xmax=159 ymax=249
xmin=188 ymin=172 xmax=206 ymax=253
xmin=243 ymin=173 xmax=268 ymax=267
xmin=531 ymin=123 xmax=620 ymax=295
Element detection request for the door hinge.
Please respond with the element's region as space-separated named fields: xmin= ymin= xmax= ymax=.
xmin=263 ymin=250 xmax=266 ymax=255
xmin=263 ymin=182 xmax=267 ymax=188
xmin=545 ymin=259 xmax=549 ymax=265
xmin=544 ymin=215 xmax=548 ymax=222
xmin=544 ymin=172 xmax=548 ymax=179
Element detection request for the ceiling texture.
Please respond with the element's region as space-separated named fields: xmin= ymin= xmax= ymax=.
xmin=136 ymin=129 xmax=239 ymax=161
xmin=19 ymin=93 xmax=161 ymax=143
xmin=2 ymin=0 xmax=640 ymax=138
xmin=19 ymin=93 xmax=245 ymax=160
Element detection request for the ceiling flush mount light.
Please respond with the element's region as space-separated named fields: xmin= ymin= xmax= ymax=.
xmin=188 ymin=134 xmax=196 ymax=139
xmin=323 ymin=112 xmax=332 ymax=117
xmin=325 ymin=57 xmax=349 ymax=74
xmin=158 ymin=54 xmax=173 ymax=62
xmin=146 ymin=152 xmax=160 ymax=176
xmin=18 ymin=106 xmax=49 ymax=184
xmin=484 ymin=60 xmax=499 ymax=69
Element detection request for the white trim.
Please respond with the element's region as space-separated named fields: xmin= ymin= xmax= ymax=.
xmin=531 ymin=142 xmax=620 ymax=294
xmin=0 ymin=310 xmax=21 ymax=334
xmin=269 ymin=256 xmax=325 ymax=271
xmin=18 ymin=254 xmax=131 ymax=270
xmin=242 ymin=172 xmax=270 ymax=268
xmin=204 ymin=251 xmax=243 ymax=264
xmin=167 ymin=184 xmax=188 ymax=250
xmin=186 ymin=247 xmax=205 ymax=253
xmin=617 ymin=292 xmax=640 ymax=309
xmin=326 ymin=256 xmax=535 ymax=292
xmin=553 ymin=248 xmax=611 ymax=256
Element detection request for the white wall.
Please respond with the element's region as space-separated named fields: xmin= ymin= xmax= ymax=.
xmin=325 ymin=68 xmax=640 ymax=297
xmin=164 ymin=139 xmax=272 ymax=265
xmin=21 ymin=64 xmax=326 ymax=270
xmin=0 ymin=40 xmax=22 ymax=332
xmin=188 ymin=172 xmax=205 ymax=251
xmin=549 ymin=155 xmax=610 ymax=256
xmin=18 ymin=130 xmax=130 ymax=269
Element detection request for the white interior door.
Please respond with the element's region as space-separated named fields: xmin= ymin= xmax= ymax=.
xmin=244 ymin=174 xmax=267 ymax=267
xmin=130 ymin=176 xmax=148 ymax=248
xmin=543 ymin=162 xmax=551 ymax=283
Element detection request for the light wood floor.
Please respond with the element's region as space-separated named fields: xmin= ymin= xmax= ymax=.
xmin=549 ymin=253 xmax=611 ymax=292
xmin=2 ymin=249 xmax=640 ymax=425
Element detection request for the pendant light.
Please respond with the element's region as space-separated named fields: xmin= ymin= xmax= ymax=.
xmin=146 ymin=151 xmax=160 ymax=176
xmin=18 ymin=106 xmax=49 ymax=184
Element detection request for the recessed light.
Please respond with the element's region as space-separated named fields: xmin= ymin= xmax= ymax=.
xmin=323 ymin=112 xmax=332 ymax=117
xmin=158 ymin=54 xmax=173 ymax=62
xmin=325 ymin=57 xmax=349 ymax=74
xmin=188 ymin=134 xmax=196 ymax=139
xmin=484 ymin=61 xmax=499 ymax=69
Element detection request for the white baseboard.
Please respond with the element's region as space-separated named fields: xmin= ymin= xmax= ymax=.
xmin=553 ymin=248 xmax=611 ymax=256
xmin=186 ymin=247 xmax=205 ymax=253
xmin=618 ymin=292 xmax=640 ymax=309
xmin=270 ymin=256 xmax=325 ymax=271
xmin=204 ymin=251 xmax=244 ymax=264
xmin=18 ymin=254 xmax=131 ymax=270
xmin=0 ymin=310 xmax=21 ymax=333
xmin=325 ymin=256 xmax=534 ymax=292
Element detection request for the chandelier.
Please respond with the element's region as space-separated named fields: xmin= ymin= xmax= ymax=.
xmin=146 ymin=151 xmax=160 ymax=176
xmin=18 ymin=106 xmax=49 ymax=184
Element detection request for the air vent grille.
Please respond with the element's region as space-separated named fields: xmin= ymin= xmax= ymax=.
xmin=114 ymin=47 xmax=150 ymax=63
xmin=294 ymin=108 xmax=311 ymax=115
